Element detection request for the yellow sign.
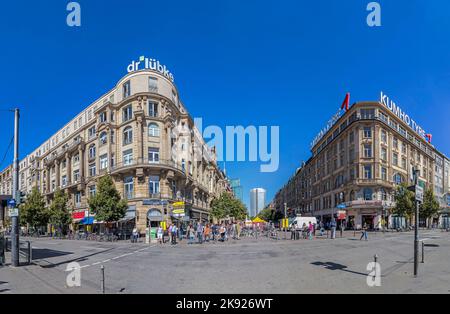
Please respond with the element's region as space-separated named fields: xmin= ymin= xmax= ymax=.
xmin=160 ymin=221 xmax=167 ymax=231
xmin=173 ymin=202 xmax=185 ymax=209
xmin=282 ymin=219 xmax=289 ymax=228
xmin=173 ymin=209 xmax=185 ymax=215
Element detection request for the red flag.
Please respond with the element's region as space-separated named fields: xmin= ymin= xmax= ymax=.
xmin=341 ymin=93 xmax=350 ymax=111
xmin=426 ymin=134 xmax=432 ymax=143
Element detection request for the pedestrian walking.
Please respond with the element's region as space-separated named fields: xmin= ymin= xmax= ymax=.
xmin=205 ymin=224 xmax=211 ymax=242
xmin=340 ymin=221 xmax=345 ymax=238
xmin=290 ymin=223 xmax=296 ymax=240
xmin=157 ymin=225 xmax=163 ymax=246
xmin=171 ymin=224 xmax=178 ymax=245
xmin=330 ymin=219 xmax=337 ymax=239
xmin=197 ymin=222 xmax=203 ymax=244
xmin=187 ymin=224 xmax=195 ymax=244
xmin=360 ymin=223 xmax=368 ymax=241
xmin=308 ymin=221 xmax=314 ymax=240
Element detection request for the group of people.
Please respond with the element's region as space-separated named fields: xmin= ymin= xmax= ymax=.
xmin=155 ymin=221 xmax=244 ymax=246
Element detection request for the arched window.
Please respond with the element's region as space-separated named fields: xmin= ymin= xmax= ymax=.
xmin=123 ymin=126 xmax=133 ymax=145
xmin=363 ymin=188 xmax=373 ymax=201
xmin=393 ymin=173 xmax=403 ymax=185
xmin=88 ymin=144 xmax=96 ymax=159
xmin=148 ymin=123 xmax=160 ymax=137
xmin=99 ymin=131 xmax=107 ymax=145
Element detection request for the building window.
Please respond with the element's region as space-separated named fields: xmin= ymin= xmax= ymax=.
xmin=62 ymin=175 xmax=67 ymax=187
xmin=89 ymin=163 xmax=96 ymax=177
xmin=149 ymin=175 xmax=160 ymax=195
xmin=124 ymin=176 xmax=134 ymax=199
xmin=148 ymin=123 xmax=160 ymax=137
xmin=381 ymin=130 xmax=387 ymax=144
xmin=123 ymin=105 xmax=133 ymax=122
xmin=89 ymin=185 xmax=96 ymax=197
xmin=75 ymin=192 xmax=82 ymax=205
xmin=363 ymin=127 xmax=372 ymax=138
xmin=393 ymin=173 xmax=403 ymax=185
xmin=123 ymin=149 xmax=133 ymax=166
xmin=100 ymin=154 xmax=108 ymax=170
xmin=402 ymin=143 xmax=407 ymax=154
xmin=393 ymin=137 xmax=398 ymax=149
xmin=381 ymin=167 xmax=387 ymax=181
xmin=360 ymin=109 xmax=375 ymax=119
xmin=363 ymin=165 xmax=372 ymax=179
xmin=363 ymin=144 xmax=372 ymax=158
xmin=148 ymin=148 xmax=160 ymax=163
xmin=99 ymin=112 xmax=107 ymax=123
xmin=381 ymin=147 xmax=387 ymax=161
xmin=88 ymin=126 xmax=96 ymax=139
xmin=123 ymin=126 xmax=133 ymax=146
xmin=148 ymin=101 xmax=158 ymax=117
xmin=149 ymin=77 xmax=158 ymax=92
xmin=363 ymin=188 xmax=373 ymax=200
xmin=182 ymin=159 xmax=186 ymax=172
xmin=123 ymin=81 xmax=131 ymax=99
xmin=73 ymin=170 xmax=80 ymax=183
xmin=99 ymin=131 xmax=107 ymax=145
xmin=380 ymin=189 xmax=387 ymax=201
xmin=402 ymin=158 xmax=407 ymax=169
xmin=89 ymin=145 xmax=96 ymax=159
xmin=393 ymin=153 xmax=398 ymax=166
xmin=110 ymin=130 xmax=115 ymax=144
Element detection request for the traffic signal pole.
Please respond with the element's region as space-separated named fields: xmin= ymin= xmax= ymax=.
xmin=11 ymin=108 xmax=20 ymax=267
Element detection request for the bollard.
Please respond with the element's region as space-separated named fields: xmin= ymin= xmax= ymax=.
xmin=374 ymin=254 xmax=378 ymax=264
xmin=101 ymin=265 xmax=105 ymax=294
xmin=421 ymin=241 xmax=425 ymax=264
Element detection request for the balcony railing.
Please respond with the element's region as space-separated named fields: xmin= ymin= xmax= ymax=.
xmin=110 ymin=158 xmax=186 ymax=174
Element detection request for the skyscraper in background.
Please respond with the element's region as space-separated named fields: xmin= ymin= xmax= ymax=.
xmin=229 ymin=179 xmax=243 ymax=203
xmin=250 ymin=188 xmax=266 ymax=218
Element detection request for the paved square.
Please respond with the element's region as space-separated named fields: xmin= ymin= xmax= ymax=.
xmin=1 ymin=230 xmax=449 ymax=294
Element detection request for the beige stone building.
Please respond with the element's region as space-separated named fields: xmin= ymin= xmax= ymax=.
xmin=0 ymin=69 xmax=230 ymax=232
xmin=274 ymin=101 xmax=450 ymax=229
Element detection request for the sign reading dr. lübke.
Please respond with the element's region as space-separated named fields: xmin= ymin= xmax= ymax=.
xmin=127 ymin=56 xmax=175 ymax=83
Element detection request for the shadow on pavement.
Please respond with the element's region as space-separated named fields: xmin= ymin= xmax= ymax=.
xmin=38 ymin=248 xmax=116 ymax=269
xmin=311 ymin=261 xmax=368 ymax=277
xmin=0 ymin=281 xmax=9 ymax=293
xmin=32 ymin=248 xmax=73 ymax=260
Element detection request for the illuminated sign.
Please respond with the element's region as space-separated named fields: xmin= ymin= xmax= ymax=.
xmin=380 ymin=91 xmax=431 ymax=142
xmin=127 ymin=56 xmax=175 ymax=82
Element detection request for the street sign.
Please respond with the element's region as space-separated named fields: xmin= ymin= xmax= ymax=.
xmin=9 ymin=208 xmax=19 ymax=217
xmin=337 ymin=204 xmax=346 ymax=209
xmin=8 ymin=199 xmax=16 ymax=208
xmin=415 ymin=185 xmax=424 ymax=203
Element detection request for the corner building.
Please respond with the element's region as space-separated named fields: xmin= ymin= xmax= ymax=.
xmin=274 ymin=101 xmax=450 ymax=229
xmin=0 ymin=69 xmax=230 ymax=231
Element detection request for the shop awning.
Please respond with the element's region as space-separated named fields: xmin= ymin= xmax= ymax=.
xmin=80 ymin=217 xmax=94 ymax=225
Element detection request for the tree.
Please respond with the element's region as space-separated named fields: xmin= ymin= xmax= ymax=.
xmin=88 ymin=175 xmax=127 ymax=225
xmin=393 ymin=183 xmax=415 ymax=225
xmin=20 ymin=187 xmax=48 ymax=230
xmin=420 ymin=189 xmax=440 ymax=227
xmin=211 ymin=193 xmax=248 ymax=221
xmin=48 ymin=189 xmax=71 ymax=234
xmin=258 ymin=207 xmax=275 ymax=222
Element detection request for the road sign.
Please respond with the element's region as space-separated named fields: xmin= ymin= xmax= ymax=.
xmin=415 ymin=185 xmax=424 ymax=203
xmin=282 ymin=218 xmax=289 ymax=228
xmin=8 ymin=208 xmax=19 ymax=217
xmin=337 ymin=204 xmax=346 ymax=209
xmin=8 ymin=199 xmax=16 ymax=208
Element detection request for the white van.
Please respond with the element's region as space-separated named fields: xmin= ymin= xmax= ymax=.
xmin=291 ymin=217 xmax=317 ymax=230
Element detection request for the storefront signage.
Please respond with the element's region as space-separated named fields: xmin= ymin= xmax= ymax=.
xmin=172 ymin=202 xmax=186 ymax=217
xmin=310 ymin=108 xmax=343 ymax=149
xmin=143 ymin=199 xmax=168 ymax=206
xmin=72 ymin=211 xmax=85 ymax=220
xmin=380 ymin=91 xmax=431 ymax=142
xmin=127 ymin=56 xmax=175 ymax=82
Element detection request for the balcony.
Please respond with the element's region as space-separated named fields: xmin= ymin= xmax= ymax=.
xmin=110 ymin=158 xmax=186 ymax=176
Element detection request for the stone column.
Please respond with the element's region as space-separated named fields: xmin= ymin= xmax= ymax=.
xmin=79 ymin=146 xmax=85 ymax=181
xmin=66 ymin=153 xmax=72 ymax=184
xmin=46 ymin=167 xmax=50 ymax=192
xmin=55 ymin=160 xmax=60 ymax=188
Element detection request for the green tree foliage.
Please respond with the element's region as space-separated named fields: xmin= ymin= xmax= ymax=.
xmin=48 ymin=189 xmax=71 ymax=231
xmin=393 ymin=183 xmax=415 ymax=221
xmin=20 ymin=187 xmax=48 ymax=229
xmin=211 ymin=192 xmax=248 ymax=220
xmin=88 ymin=175 xmax=127 ymax=223
xmin=258 ymin=207 xmax=275 ymax=221
xmin=420 ymin=189 xmax=440 ymax=221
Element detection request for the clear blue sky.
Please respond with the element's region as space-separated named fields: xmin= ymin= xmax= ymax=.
xmin=1 ymin=0 xmax=449 ymax=209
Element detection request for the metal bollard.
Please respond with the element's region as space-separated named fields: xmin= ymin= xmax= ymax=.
xmin=374 ymin=254 xmax=378 ymax=264
xmin=421 ymin=242 xmax=425 ymax=264
xmin=101 ymin=265 xmax=105 ymax=294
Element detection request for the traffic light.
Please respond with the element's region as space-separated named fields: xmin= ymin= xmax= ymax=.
xmin=15 ymin=191 xmax=27 ymax=206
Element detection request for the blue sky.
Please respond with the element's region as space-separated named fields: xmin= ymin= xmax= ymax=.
xmin=1 ymin=0 xmax=449 ymax=209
